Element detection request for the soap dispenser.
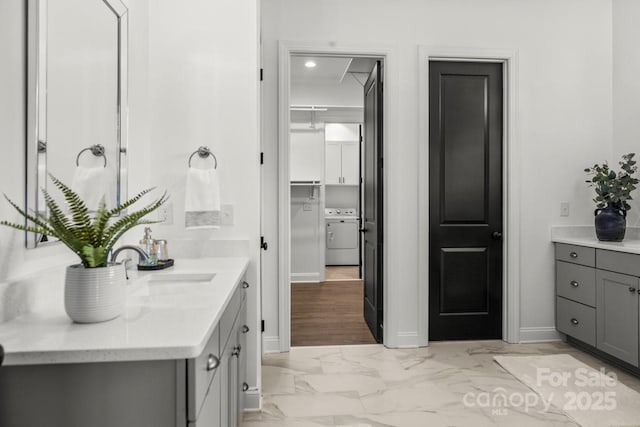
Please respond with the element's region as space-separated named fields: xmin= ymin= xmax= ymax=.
xmin=140 ymin=227 xmax=157 ymax=265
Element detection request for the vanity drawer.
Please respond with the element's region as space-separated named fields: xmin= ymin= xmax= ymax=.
xmin=187 ymin=326 xmax=220 ymax=422
xmin=556 ymin=261 xmax=596 ymax=307
xmin=596 ymin=249 xmax=640 ymax=277
xmin=220 ymin=284 xmax=245 ymax=349
xmin=556 ymin=297 xmax=596 ymax=346
xmin=555 ymin=243 xmax=595 ymax=267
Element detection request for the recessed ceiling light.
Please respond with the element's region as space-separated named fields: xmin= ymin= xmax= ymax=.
xmin=305 ymin=61 xmax=317 ymax=68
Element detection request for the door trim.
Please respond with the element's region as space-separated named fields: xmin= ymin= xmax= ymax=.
xmin=277 ymin=41 xmax=394 ymax=352
xmin=418 ymin=46 xmax=521 ymax=344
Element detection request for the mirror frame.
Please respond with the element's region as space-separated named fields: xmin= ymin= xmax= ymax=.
xmin=25 ymin=0 xmax=129 ymax=248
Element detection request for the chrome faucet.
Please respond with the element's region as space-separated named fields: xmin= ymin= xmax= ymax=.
xmin=110 ymin=245 xmax=150 ymax=267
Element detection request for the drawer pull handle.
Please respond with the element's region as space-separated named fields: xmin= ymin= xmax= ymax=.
xmin=569 ymin=252 xmax=578 ymax=258
xmin=629 ymin=287 xmax=637 ymax=293
xmin=570 ymin=281 xmax=579 ymax=288
xmin=242 ymin=325 xmax=250 ymax=333
xmin=242 ymin=382 xmax=249 ymax=392
xmin=242 ymin=281 xmax=250 ymax=289
xmin=207 ymin=354 xmax=220 ymax=371
xmin=570 ymin=318 xmax=579 ymax=326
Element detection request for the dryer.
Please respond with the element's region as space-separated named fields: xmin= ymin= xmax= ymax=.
xmin=325 ymin=208 xmax=360 ymax=265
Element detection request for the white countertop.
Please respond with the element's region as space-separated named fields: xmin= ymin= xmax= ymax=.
xmin=551 ymin=226 xmax=640 ymax=255
xmin=0 ymin=257 xmax=249 ymax=366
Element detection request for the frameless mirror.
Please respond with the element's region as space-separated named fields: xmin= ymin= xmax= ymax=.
xmin=26 ymin=0 xmax=129 ymax=248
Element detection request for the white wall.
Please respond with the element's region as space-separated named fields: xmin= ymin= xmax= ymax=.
xmin=613 ymin=0 xmax=640 ymax=226
xmin=291 ymin=78 xmax=363 ymax=107
xmin=262 ymin=0 xmax=614 ymax=346
xmin=146 ymin=0 xmax=261 ymax=398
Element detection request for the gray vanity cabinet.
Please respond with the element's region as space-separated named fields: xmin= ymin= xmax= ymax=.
xmin=595 ymin=269 xmax=639 ymax=366
xmin=193 ymin=281 xmax=248 ymax=427
xmin=555 ymin=243 xmax=640 ymax=371
xmin=0 ymin=278 xmax=249 ymax=427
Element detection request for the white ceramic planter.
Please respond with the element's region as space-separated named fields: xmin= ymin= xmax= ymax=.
xmin=64 ymin=263 xmax=126 ymax=323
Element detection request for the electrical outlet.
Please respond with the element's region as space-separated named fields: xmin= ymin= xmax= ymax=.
xmin=221 ymin=203 xmax=234 ymax=225
xmin=560 ymin=201 xmax=570 ymax=217
xmin=158 ymin=202 xmax=173 ymax=225
xmin=303 ymin=203 xmax=312 ymax=211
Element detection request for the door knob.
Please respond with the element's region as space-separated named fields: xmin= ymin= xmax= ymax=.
xmin=359 ymin=228 xmax=368 ymax=233
xmin=629 ymin=287 xmax=636 ymax=293
xmin=491 ymin=231 xmax=503 ymax=240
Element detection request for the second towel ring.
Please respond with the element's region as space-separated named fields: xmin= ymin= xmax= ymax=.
xmin=76 ymin=144 xmax=107 ymax=168
xmin=188 ymin=146 xmax=218 ymax=169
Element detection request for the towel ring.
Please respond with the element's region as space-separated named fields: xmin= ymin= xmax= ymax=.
xmin=188 ymin=146 xmax=218 ymax=169
xmin=76 ymin=144 xmax=107 ymax=168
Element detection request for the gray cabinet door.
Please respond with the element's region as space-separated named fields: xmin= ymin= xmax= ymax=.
xmin=192 ymin=368 xmax=221 ymax=427
xmin=596 ymin=270 xmax=639 ymax=366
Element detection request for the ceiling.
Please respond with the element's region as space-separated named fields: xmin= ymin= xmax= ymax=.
xmin=291 ymin=56 xmax=377 ymax=84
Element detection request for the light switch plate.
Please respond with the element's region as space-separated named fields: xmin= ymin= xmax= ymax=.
xmin=221 ymin=203 xmax=234 ymax=225
xmin=560 ymin=201 xmax=570 ymax=217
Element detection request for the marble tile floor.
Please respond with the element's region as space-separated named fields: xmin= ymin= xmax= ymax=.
xmin=243 ymin=340 xmax=640 ymax=427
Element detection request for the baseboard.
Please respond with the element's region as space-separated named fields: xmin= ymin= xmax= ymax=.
xmin=243 ymin=388 xmax=261 ymax=411
xmin=391 ymin=331 xmax=425 ymax=348
xmin=262 ymin=336 xmax=281 ymax=353
xmin=290 ymin=272 xmax=322 ymax=283
xmin=519 ymin=326 xmax=563 ymax=343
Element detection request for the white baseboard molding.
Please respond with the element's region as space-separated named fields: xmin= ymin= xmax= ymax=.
xmin=389 ymin=331 xmax=426 ymax=348
xmin=290 ymin=272 xmax=322 ymax=283
xmin=519 ymin=326 xmax=563 ymax=343
xmin=263 ymin=336 xmax=281 ymax=353
xmin=243 ymin=388 xmax=261 ymax=411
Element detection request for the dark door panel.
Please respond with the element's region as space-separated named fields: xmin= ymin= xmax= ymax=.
xmin=429 ymin=61 xmax=503 ymax=341
xmin=363 ymin=61 xmax=383 ymax=342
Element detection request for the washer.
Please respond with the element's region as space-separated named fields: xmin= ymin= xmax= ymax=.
xmin=325 ymin=208 xmax=360 ymax=265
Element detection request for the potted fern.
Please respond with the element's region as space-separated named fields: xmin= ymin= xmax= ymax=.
xmin=1 ymin=174 xmax=168 ymax=323
xmin=584 ymin=153 xmax=638 ymax=242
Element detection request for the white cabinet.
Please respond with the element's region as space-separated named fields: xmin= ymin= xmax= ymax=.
xmin=290 ymin=129 xmax=324 ymax=182
xmin=325 ymin=141 xmax=359 ymax=185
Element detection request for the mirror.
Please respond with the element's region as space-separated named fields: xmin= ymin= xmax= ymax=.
xmin=26 ymin=0 xmax=129 ymax=248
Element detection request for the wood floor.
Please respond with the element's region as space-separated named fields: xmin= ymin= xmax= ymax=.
xmin=291 ymin=279 xmax=376 ymax=347
xmin=325 ymin=266 xmax=360 ymax=281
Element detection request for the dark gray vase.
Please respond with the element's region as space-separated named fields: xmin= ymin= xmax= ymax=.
xmin=594 ymin=206 xmax=626 ymax=242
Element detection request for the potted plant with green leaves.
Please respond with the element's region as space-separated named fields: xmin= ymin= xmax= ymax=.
xmin=584 ymin=153 xmax=638 ymax=242
xmin=1 ymin=174 xmax=168 ymax=323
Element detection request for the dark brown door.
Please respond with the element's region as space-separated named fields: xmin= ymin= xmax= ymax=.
xmin=428 ymin=61 xmax=503 ymax=341
xmin=363 ymin=61 xmax=383 ymax=342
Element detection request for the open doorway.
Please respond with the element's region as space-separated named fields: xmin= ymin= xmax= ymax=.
xmin=288 ymin=54 xmax=383 ymax=347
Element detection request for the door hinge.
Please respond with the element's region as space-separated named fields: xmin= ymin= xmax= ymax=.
xmin=260 ymin=152 xmax=264 ymax=165
xmin=360 ymin=135 xmax=363 ymax=143
xmin=260 ymin=236 xmax=268 ymax=251
xmin=261 ymin=320 xmax=265 ymax=333
xmin=260 ymin=68 xmax=264 ymax=81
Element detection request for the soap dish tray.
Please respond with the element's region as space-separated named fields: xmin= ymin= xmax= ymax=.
xmin=137 ymin=259 xmax=175 ymax=271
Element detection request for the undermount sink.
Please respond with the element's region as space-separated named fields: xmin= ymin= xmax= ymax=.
xmin=146 ymin=272 xmax=216 ymax=284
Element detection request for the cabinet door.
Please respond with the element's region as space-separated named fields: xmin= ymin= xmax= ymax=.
xmin=236 ymin=301 xmax=248 ymax=422
xmin=596 ymin=269 xmax=639 ymax=366
xmin=341 ymin=141 xmax=360 ymax=185
xmin=325 ymin=142 xmax=342 ymax=184
xmin=192 ymin=369 xmax=221 ymax=427
xmin=219 ymin=341 xmax=232 ymax=427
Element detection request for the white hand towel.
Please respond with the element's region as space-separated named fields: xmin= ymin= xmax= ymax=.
xmin=185 ymin=167 xmax=221 ymax=229
xmin=70 ymin=166 xmax=111 ymax=212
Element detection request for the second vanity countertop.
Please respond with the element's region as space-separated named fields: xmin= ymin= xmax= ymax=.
xmin=551 ymin=226 xmax=640 ymax=255
xmin=0 ymin=257 xmax=249 ymax=366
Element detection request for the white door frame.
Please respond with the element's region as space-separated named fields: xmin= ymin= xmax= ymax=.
xmin=417 ymin=46 xmax=521 ymax=343
xmin=277 ymin=41 xmax=395 ymax=352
